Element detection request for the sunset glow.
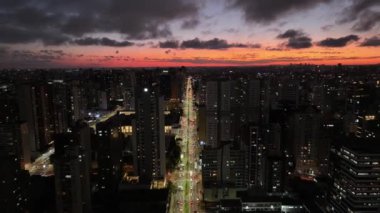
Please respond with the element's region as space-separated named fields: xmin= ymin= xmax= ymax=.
xmin=0 ymin=0 xmax=379 ymax=68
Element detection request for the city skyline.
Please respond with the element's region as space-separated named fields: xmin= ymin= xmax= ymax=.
xmin=1 ymin=67 xmax=380 ymax=212
xmin=0 ymin=0 xmax=380 ymax=68
xmin=1 ymin=1 xmax=380 ymax=212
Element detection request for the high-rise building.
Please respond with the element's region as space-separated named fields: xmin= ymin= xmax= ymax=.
xmin=293 ymin=110 xmax=321 ymax=176
xmin=271 ymin=77 xmax=300 ymax=110
xmin=123 ymin=72 xmax=136 ymax=111
xmin=198 ymin=80 xmax=207 ymax=106
xmin=135 ymin=75 xmax=166 ymax=183
xmin=265 ymin=156 xmax=285 ymax=193
xmin=328 ymin=140 xmax=380 ymax=212
xmin=47 ymin=80 xmax=74 ymax=134
xmin=17 ymin=84 xmax=40 ymax=160
xmin=17 ymin=83 xmax=53 ymax=154
xmin=53 ymin=124 xmax=92 ymax=213
xmin=248 ymin=79 xmax=261 ymax=123
xmin=206 ymin=81 xmax=219 ymax=148
xmin=220 ymin=81 xmax=233 ymax=142
xmin=206 ymin=81 xmax=218 ymax=112
xmin=206 ymin=113 xmax=219 ymax=148
xmin=0 ymin=84 xmax=29 ymax=212
xmin=201 ymin=143 xmax=246 ymax=188
xmin=205 ymin=81 xmax=234 ymax=148
xmin=95 ymin=112 xmax=138 ymax=189
xmin=71 ymin=80 xmax=87 ymax=122
xmin=95 ymin=115 xmax=126 ymax=194
xmin=227 ymin=145 xmax=247 ymax=188
xmin=247 ymin=126 xmax=266 ymax=188
xmin=201 ymin=148 xmax=220 ymax=187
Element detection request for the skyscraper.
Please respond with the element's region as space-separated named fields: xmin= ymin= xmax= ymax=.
xmin=293 ymin=110 xmax=321 ymax=176
xmin=0 ymin=84 xmax=29 ymax=212
xmin=247 ymin=125 xmax=266 ymax=188
xmin=135 ymin=73 xmax=166 ymax=183
xmin=53 ymin=124 xmax=92 ymax=213
xmin=329 ymin=139 xmax=380 ymax=212
xmin=201 ymin=143 xmax=246 ymax=188
xmin=206 ymin=81 xmax=219 ymax=148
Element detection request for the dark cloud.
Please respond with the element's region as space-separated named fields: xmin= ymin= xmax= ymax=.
xmin=287 ymin=36 xmax=312 ymax=49
xmin=181 ymin=18 xmax=200 ymax=29
xmin=39 ymin=50 xmax=66 ymax=57
xmin=361 ymin=35 xmax=380 ymax=47
xmin=145 ymin=54 xmax=380 ymax=65
xmin=72 ymin=37 xmax=134 ymax=47
xmin=181 ymin=38 xmax=229 ymax=49
xmin=0 ymin=25 xmax=70 ymax=45
xmin=157 ymin=38 xmax=260 ymax=50
xmin=339 ymin=0 xmax=379 ymax=23
xmin=0 ymin=49 xmax=70 ymax=68
xmin=317 ymin=35 xmax=360 ymax=47
xmin=179 ymin=38 xmax=260 ymax=50
xmin=339 ymin=0 xmax=380 ymax=32
xmin=0 ymin=0 xmax=199 ymax=44
xmin=277 ymin=29 xmax=305 ymax=39
xmin=97 ymin=55 xmax=135 ymax=63
xmin=277 ymin=29 xmax=312 ymax=49
xmin=351 ymin=11 xmax=380 ymax=32
xmin=60 ymin=14 xmax=98 ymax=37
xmin=230 ymin=0 xmax=331 ymax=23
xmin=11 ymin=50 xmax=66 ymax=61
xmin=159 ymin=40 xmax=180 ymax=48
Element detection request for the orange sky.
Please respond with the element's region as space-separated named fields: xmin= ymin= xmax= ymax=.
xmin=57 ymin=45 xmax=380 ymax=68
xmin=0 ymin=0 xmax=379 ymax=68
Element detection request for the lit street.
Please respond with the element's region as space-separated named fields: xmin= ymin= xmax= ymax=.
xmin=168 ymin=77 xmax=203 ymax=213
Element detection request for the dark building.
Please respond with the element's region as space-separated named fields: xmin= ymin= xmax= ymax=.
xmin=17 ymin=83 xmax=53 ymax=154
xmin=266 ymin=155 xmax=285 ymax=194
xmin=0 ymin=84 xmax=29 ymax=212
xmin=2 ymin=66 xmax=380 ymax=213
xmin=94 ymin=113 xmax=137 ymax=191
xmin=135 ymin=73 xmax=166 ymax=183
xmin=328 ymin=139 xmax=380 ymax=212
xmin=219 ymin=199 xmax=242 ymax=212
xmin=118 ymin=186 xmax=169 ymax=213
xmin=53 ymin=124 xmax=92 ymax=213
xmin=201 ymin=143 xmax=246 ymax=188
xmin=95 ymin=115 xmax=125 ymax=196
xmin=292 ymin=110 xmax=322 ymax=176
xmin=237 ymin=190 xmax=307 ymax=213
xmin=247 ymin=125 xmax=266 ymax=189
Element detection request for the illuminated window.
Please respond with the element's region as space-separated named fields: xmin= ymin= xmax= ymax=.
xmin=164 ymin=126 xmax=172 ymax=134
xmin=121 ymin=126 xmax=133 ymax=134
xmin=365 ymin=115 xmax=376 ymax=121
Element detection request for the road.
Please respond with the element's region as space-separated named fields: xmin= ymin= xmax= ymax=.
xmin=28 ymin=147 xmax=54 ymax=176
xmin=88 ymin=105 xmax=124 ymax=130
xmin=168 ymin=77 xmax=203 ymax=213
